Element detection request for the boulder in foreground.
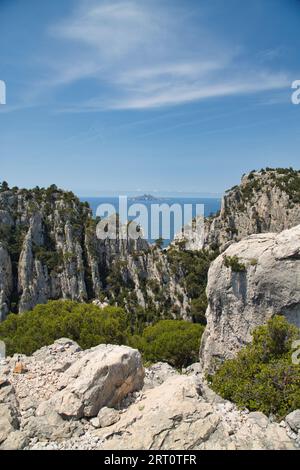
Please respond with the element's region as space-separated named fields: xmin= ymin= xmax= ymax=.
xmin=49 ymin=344 xmax=144 ymax=418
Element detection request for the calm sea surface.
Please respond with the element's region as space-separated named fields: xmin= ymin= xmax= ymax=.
xmin=81 ymin=197 xmax=221 ymax=245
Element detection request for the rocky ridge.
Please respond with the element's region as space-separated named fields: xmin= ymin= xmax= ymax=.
xmin=173 ymin=169 xmax=300 ymax=252
xmin=2 ymin=169 xmax=300 ymax=322
xmin=0 ymin=340 xmax=299 ymax=450
xmin=0 ymin=185 xmax=188 ymax=320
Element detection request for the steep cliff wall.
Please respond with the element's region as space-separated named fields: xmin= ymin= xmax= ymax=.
xmin=200 ymin=224 xmax=300 ymax=373
xmin=0 ymin=185 xmax=188 ymax=320
xmin=175 ymin=169 xmax=300 ymax=252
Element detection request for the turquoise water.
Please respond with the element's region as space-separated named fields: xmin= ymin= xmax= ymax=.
xmin=81 ymin=196 xmax=221 ymax=245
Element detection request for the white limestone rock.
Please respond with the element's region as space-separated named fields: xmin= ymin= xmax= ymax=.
xmin=200 ymin=225 xmax=300 ymax=372
xmin=286 ymin=410 xmax=300 ymax=434
xmin=49 ymin=344 xmax=144 ymax=418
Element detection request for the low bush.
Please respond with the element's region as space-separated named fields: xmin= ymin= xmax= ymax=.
xmin=0 ymin=300 xmax=129 ymax=355
xmin=0 ymin=302 xmax=204 ymax=371
xmin=210 ymin=316 xmax=300 ymax=419
xmin=130 ymin=319 xmax=204 ymax=368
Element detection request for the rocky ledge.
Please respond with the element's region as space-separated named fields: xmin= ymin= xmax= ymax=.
xmin=0 ymin=339 xmax=299 ymax=450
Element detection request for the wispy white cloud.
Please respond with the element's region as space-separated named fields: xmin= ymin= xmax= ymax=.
xmin=21 ymin=0 xmax=293 ymax=111
xmin=106 ymin=73 xmax=289 ymax=110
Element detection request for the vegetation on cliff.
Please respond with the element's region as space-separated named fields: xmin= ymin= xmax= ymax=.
xmin=0 ymin=182 xmax=195 ymax=319
xmin=167 ymin=247 xmax=218 ymax=324
xmin=224 ymin=255 xmax=246 ymax=272
xmin=229 ymin=168 xmax=300 ymax=207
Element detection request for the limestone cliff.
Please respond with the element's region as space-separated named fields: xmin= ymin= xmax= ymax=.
xmin=174 ymin=168 xmax=300 ymax=252
xmin=200 ymin=224 xmax=300 ymax=373
xmin=0 ymin=185 xmax=188 ymax=320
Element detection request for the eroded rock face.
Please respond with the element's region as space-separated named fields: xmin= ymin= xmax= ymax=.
xmin=49 ymin=344 xmax=145 ymax=419
xmin=0 ymin=340 xmax=144 ymax=448
xmin=0 ymin=186 xmax=189 ymax=320
xmin=0 ymin=381 xmax=20 ymax=445
xmin=286 ymin=410 xmax=300 ymax=434
xmin=95 ymin=375 xmax=296 ymax=451
xmin=172 ymin=170 xmax=300 ymax=253
xmin=200 ymin=225 xmax=300 ymax=372
xmin=143 ymin=362 xmax=179 ymax=390
xmin=203 ymin=170 xmax=300 ymax=252
xmin=0 ymin=244 xmax=13 ymax=321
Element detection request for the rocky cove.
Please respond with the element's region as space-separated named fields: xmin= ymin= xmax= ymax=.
xmin=0 ymin=168 xmax=300 ymax=450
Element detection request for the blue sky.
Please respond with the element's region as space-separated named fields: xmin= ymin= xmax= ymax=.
xmin=1 ymin=0 xmax=300 ymax=195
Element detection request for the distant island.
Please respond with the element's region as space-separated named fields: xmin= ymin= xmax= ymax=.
xmin=130 ymin=194 xmax=159 ymax=202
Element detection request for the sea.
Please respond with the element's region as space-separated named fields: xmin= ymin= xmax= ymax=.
xmin=80 ymin=196 xmax=222 ymax=245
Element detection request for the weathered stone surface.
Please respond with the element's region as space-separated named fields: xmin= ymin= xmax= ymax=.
xmin=286 ymin=410 xmax=300 ymax=433
xmin=0 ymin=340 xmax=297 ymax=450
xmin=0 ymin=430 xmax=29 ymax=450
xmin=0 ymin=403 xmax=19 ymax=444
xmin=94 ymin=375 xmax=295 ymax=451
xmin=231 ymin=413 xmax=294 ymax=450
xmin=32 ymin=338 xmax=82 ymax=372
xmin=143 ymin=362 xmax=179 ymax=390
xmin=0 ymin=243 xmax=13 ymax=321
xmin=200 ymin=225 xmax=300 ymax=372
xmin=91 ymin=407 xmax=120 ymax=429
xmin=183 ymin=362 xmax=202 ymax=376
xmin=0 ymin=380 xmax=21 ymax=446
xmin=202 ymin=170 xmax=300 ymax=252
xmin=24 ymin=410 xmax=73 ymax=441
xmin=98 ymin=375 xmax=219 ymax=450
xmin=49 ymin=344 xmax=144 ymax=418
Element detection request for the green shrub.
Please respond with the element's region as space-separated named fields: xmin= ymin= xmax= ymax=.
xmin=210 ymin=316 xmax=300 ymax=419
xmin=0 ymin=300 xmax=129 ymax=355
xmin=0 ymin=302 xmax=205 ymax=370
xmin=167 ymin=248 xmax=218 ymax=325
xmin=130 ymin=319 xmax=204 ymax=368
xmin=224 ymin=255 xmax=246 ymax=272
xmin=190 ymin=293 xmax=208 ymax=324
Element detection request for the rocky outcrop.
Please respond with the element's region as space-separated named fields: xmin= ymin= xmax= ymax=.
xmin=143 ymin=362 xmax=179 ymax=390
xmin=0 ymin=340 xmax=144 ymax=449
xmin=99 ymin=375 xmax=296 ymax=451
xmin=0 ymin=187 xmax=91 ymax=318
xmin=0 ymin=378 xmax=20 ymax=446
xmin=49 ymin=344 xmax=144 ymax=419
xmin=200 ymin=224 xmax=300 ymax=372
xmin=3 ymin=169 xmax=299 ymax=320
xmin=174 ymin=169 xmax=300 ymax=253
xmin=0 ymin=186 xmax=189 ymax=320
xmin=0 ymin=342 xmax=298 ymax=450
xmin=286 ymin=410 xmax=300 ymax=434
